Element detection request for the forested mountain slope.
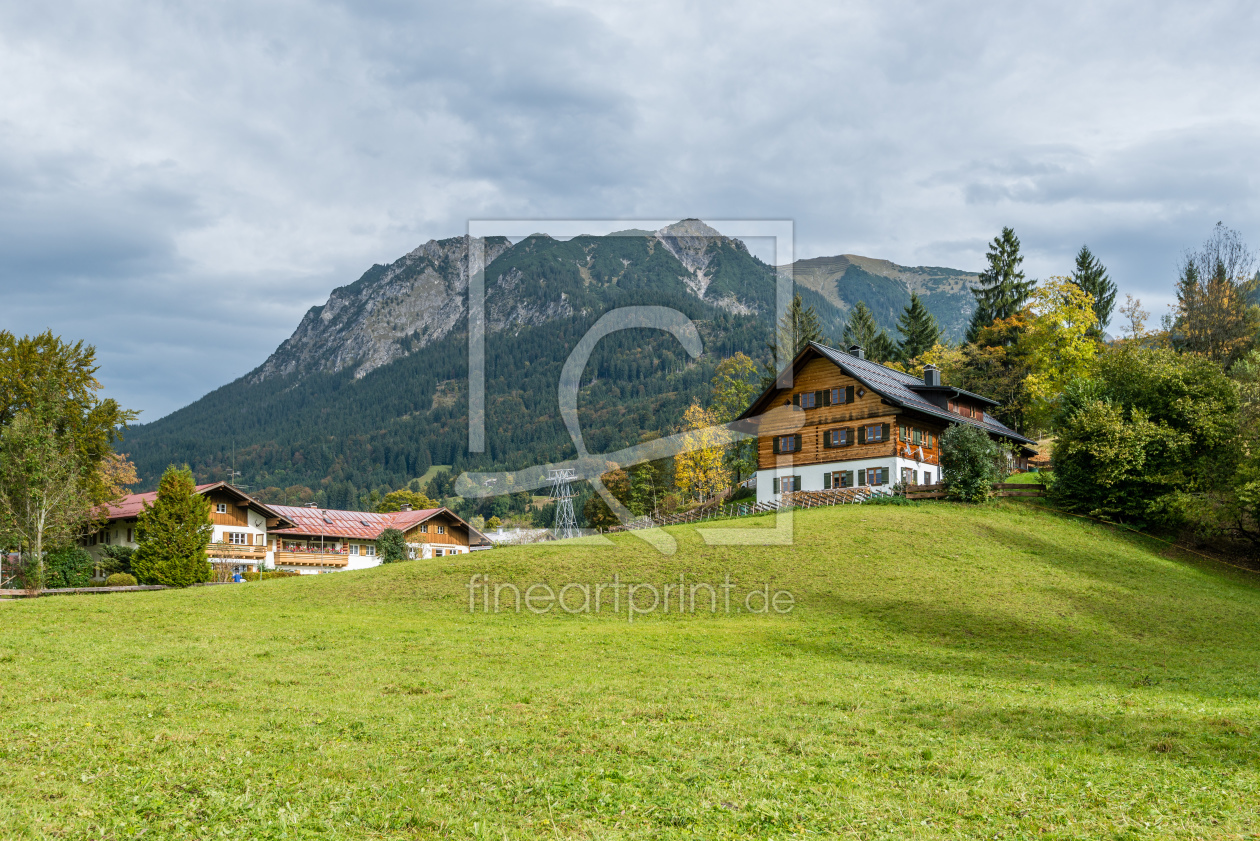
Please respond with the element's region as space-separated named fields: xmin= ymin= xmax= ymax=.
xmin=123 ymin=221 xmax=975 ymax=505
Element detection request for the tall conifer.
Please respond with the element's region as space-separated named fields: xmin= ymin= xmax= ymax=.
xmin=896 ymin=293 xmax=942 ymax=361
xmin=132 ymin=465 xmax=212 ymax=587
xmin=1071 ymin=245 xmax=1116 ymax=337
xmin=966 ymin=227 xmax=1033 ymax=343
xmin=842 ymin=301 xmax=897 ymax=362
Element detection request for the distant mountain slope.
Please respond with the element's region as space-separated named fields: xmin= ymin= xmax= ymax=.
xmin=123 ymin=222 xmax=975 ymax=503
xmin=785 ymin=254 xmax=977 ymax=341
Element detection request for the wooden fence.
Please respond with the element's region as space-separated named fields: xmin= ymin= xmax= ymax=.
xmin=905 ymin=482 xmax=1046 ymax=501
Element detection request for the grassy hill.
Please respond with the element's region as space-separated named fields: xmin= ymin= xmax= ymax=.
xmin=2 ymin=502 xmax=1258 ymax=838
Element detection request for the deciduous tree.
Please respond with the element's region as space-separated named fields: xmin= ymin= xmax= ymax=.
xmin=1172 ymin=224 xmax=1259 ymax=366
xmin=0 ymin=409 xmax=95 ymax=590
xmin=674 ymin=402 xmax=728 ymax=503
xmin=1021 ymin=277 xmax=1099 ymax=430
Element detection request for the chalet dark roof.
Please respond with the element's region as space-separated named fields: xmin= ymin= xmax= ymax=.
xmin=739 ymin=341 xmax=1036 ymax=446
xmin=100 ymin=482 xmax=294 ymax=527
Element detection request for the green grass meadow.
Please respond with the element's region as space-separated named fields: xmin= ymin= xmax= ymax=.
xmin=1 ymin=502 xmax=1258 ymax=839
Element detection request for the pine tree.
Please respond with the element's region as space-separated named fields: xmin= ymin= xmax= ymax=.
xmin=842 ymin=301 xmax=898 ymax=362
xmin=763 ymin=294 xmax=824 ymax=385
xmin=131 ymin=465 xmax=212 ymax=587
xmin=896 ymin=293 xmax=942 ymax=361
xmin=966 ymin=227 xmax=1034 ymax=343
xmin=1070 ymin=245 xmax=1116 ymax=337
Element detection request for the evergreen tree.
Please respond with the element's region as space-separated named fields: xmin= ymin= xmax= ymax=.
xmin=966 ymin=227 xmax=1034 ymax=343
xmin=132 ymin=465 xmax=212 ymax=587
xmin=763 ymin=294 xmax=824 ymax=384
xmin=1070 ymin=245 xmax=1117 ymax=337
xmin=896 ymin=293 xmax=942 ymax=361
xmin=842 ymin=301 xmax=898 ymax=363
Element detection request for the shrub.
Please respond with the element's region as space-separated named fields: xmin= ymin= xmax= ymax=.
xmin=242 ymin=570 xmax=301 ymax=581
xmin=729 ymin=486 xmax=755 ymax=503
xmin=378 ymin=528 xmax=407 ymax=563
xmin=105 ymin=572 xmax=138 ymax=587
xmin=1051 ymin=345 xmax=1241 ymax=526
xmin=44 ymin=546 xmax=94 ymax=589
xmin=99 ymin=545 xmax=135 ymax=577
xmin=939 ymin=423 xmax=1005 ymax=503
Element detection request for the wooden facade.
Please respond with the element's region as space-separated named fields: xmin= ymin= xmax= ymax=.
xmin=753 ymin=358 xmax=945 ymax=471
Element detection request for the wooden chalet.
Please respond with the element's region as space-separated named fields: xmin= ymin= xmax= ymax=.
xmin=738 ymin=342 xmax=1036 ymax=502
xmin=84 ymin=483 xmax=489 ymax=576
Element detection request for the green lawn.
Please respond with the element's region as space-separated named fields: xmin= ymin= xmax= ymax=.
xmin=415 ymin=464 xmax=452 ymax=487
xmin=1 ymin=502 xmax=1258 ymax=839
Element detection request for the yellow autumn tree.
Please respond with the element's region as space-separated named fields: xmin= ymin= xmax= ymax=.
xmin=1021 ymin=276 xmax=1098 ymax=430
xmin=674 ymin=401 xmax=729 ymax=503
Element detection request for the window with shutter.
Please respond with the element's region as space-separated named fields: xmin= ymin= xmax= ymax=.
xmin=772 ymin=477 xmax=780 ymax=493
xmin=858 ymin=426 xmax=866 ymax=445
xmin=793 ymin=393 xmax=801 ymax=407
xmin=882 ymin=422 xmax=891 ymax=442
xmin=772 ymin=436 xmax=780 ymax=454
xmin=794 ymin=433 xmax=802 ymax=452
xmin=814 ymin=390 xmax=823 ymax=408
xmin=843 ymin=471 xmax=854 ymax=488
xmin=793 ymin=476 xmax=801 ymax=491
xmin=823 ymin=472 xmax=831 ymax=490
xmin=858 ymin=469 xmax=866 ymax=486
xmin=822 ymin=388 xmax=832 ymax=407
xmin=846 ymin=385 xmax=855 ymax=403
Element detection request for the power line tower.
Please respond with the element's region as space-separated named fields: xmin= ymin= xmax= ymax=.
xmin=549 ymin=468 xmax=578 ymax=540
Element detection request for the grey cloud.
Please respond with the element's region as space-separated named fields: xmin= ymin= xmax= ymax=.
xmin=0 ymin=0 xmax=1257 ymax=417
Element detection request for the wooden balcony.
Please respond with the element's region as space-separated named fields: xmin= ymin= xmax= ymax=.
xmin=206 ymin=543 xmax=267 ymax=560
xmin=274 ymin=551 xmax=349 ymax=568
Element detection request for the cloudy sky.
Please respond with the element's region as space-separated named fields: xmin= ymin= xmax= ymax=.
xmin=2 ymin=0 xmax=1258 ymax=420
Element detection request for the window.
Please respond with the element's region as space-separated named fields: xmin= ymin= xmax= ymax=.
xmin=419 ymin=524 xmax=428 ymax=533
xmin=227 ymin=532 xmax=247 ymax=545
xmin=901 ymin=467 xmax=918 ymax=485
xmin=865 ymin=424 xmax=885 ymax=442
xmin=216 ymin=503 xmax=227 ymax=514
xmin=772 ymin=476 xmax=801 ymax=493
xmin=437 ymin=525 xmax=446 ymax=534
xmin=923 ymin=471 xmax=932 ymax=485
xmin=858 ymin=467 xmax=889 ymax=486
xmin=255 ymin=533 xmax=265 ymax=546
xmin=435 ymin=548 xmax=444 ymax=557
xmin=798 ymin=391 xmax=816 ymax=409
xmin=126 ymin=528 xmax=133 ymax=543
xmin=823 ymin=428 xmax=851 ymax=448
xmin=776 ymin=435 xmax=799 ymax=453
xmin=900 ymin=425 xmax=911 ymax=442
xmin=349 ymin=545 xmax=360 ymax=556
xmin=366 ymin=545 xmax=376 ymax=556
xmin=830 ymin=387 xmax=851 ymax=405
xmin=101 ymin=530 xmax=111 ymax=546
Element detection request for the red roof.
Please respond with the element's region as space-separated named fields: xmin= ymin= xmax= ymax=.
xmin=103 ymin=483 xmax=224 ymax=520
xmin=269 ymin=505 xmax=488 ymax=543
xmin=100 ymin=482 xmax=291 ymax=525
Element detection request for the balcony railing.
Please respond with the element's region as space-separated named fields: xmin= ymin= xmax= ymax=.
xmin=274 ymin=551 xmax=349 ymax=568
xmin=206 ymin=543 xmax=267 ymax=559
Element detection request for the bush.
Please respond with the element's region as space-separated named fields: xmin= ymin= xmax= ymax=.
xmin=1051 ymin=345 xmax=1241 ymax=526
xmin=105 ymin=572 xmax=138 ymax=587
xmin=378 ymin=528 xmax=408 ymax=563
xmin=242 ymin=570 xmax=301 ymax=582
xmin=99 ymin=545 xmax=135 ymax=577
xmin=939 ymin=423 xmax=1005 ymax=503
xmin=729 ymin=486 xmax=755 ymax=503
xmin=44 ymin=546 xmax=94 ymax=589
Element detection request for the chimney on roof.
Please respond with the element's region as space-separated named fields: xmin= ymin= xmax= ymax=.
xmin=848 ymin=344 xmax=865 ymax=360
xmin=400 ymin=503 xmax=412 ymax=511
xmin=305 ymin=502 xmax=317 ymax=508
xmin=923 ymin=365 xmax=941 ymax=387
